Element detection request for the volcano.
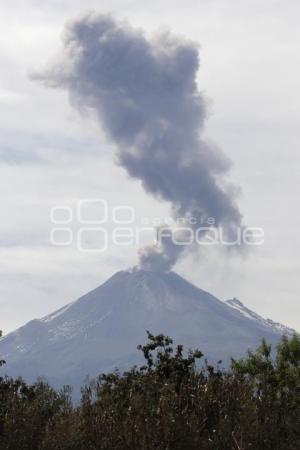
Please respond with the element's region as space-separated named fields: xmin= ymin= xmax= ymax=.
xmin=0 ymin=269 xmax=295 ymax=391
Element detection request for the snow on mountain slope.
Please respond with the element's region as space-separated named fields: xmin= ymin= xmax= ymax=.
xmin=0 ymin=269 xmax=296 ymax=391
xmin=225 ymin=298 xmax=295 ymax=336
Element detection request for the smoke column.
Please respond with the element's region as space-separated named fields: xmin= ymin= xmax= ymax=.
xmin=34 ymin=12 xmax=243 ymax=271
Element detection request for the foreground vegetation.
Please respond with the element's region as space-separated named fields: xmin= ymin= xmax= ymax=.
xmin=0 ymin=330 xmax=299 ymax=449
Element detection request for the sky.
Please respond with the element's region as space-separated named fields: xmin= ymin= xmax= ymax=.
xmin=0 ymin=0 xmax=299 ymax=333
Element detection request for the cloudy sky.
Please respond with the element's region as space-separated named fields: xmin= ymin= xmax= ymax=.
xmin=1 ymin=0 xmax=299 ymax=333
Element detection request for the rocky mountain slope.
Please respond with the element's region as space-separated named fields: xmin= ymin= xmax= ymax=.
xmin=0 ymin=269 xmax=295 ymax=391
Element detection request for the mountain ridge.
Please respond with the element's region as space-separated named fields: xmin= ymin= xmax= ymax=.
xmin=0 ymin=269 xmax=296 ymax=391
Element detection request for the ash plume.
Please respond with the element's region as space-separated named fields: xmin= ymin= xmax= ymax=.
xmin=34 ymin=12 xmax=243 ymax=272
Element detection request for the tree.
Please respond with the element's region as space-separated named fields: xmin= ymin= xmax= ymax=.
xmin=137 ymin=330 xmax=203 ymax=383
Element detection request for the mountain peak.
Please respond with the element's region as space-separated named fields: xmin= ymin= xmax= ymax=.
xmin=0 ymin=270 xmax=296 ymax=392
xmin=226 ymin=297 xmax=295 ymax=336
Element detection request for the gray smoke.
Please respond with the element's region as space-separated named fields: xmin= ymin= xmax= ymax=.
xmin=34 ymin=12 xmax=243 ymax=271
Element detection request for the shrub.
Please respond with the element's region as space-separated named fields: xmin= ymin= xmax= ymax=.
xmin=0 ymin=332 xmax=299 ymax=449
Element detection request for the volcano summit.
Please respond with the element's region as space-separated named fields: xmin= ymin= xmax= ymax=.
xmin=0 ymin=269 xmax=295 ymax=391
